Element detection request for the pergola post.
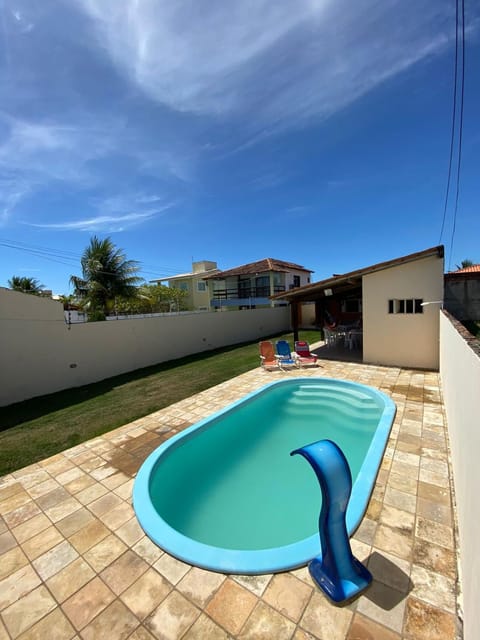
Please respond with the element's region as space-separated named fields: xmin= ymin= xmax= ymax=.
xmin=291 ymin=301 xmax=300 ymax=343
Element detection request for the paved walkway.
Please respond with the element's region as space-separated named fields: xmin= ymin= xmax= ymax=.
xmin=0 ymin=358 xmax=460 ymax=639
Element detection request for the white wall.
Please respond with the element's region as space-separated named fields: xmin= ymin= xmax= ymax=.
xmin=440 ymin=312 xmax=480 ymax=640
xmin=363 ymin=255 xmax=444 ymax=369
xmin=0 ymin=288 xmax=290 ymax=406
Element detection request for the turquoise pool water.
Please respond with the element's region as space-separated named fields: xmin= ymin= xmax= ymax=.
xmin=133 ymin=378 xmax=396 ymax=574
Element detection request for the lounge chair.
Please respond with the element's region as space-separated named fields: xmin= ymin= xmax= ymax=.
xmin=275 ymin=340 xmax=299 ymax=370
xmin=294 ymin=341 xmax=318 ymax=367
xmin=259 ymin=341 xmax=279 ymax=370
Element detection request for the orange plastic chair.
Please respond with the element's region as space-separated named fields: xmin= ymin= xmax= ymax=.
xmin=259 ymin=341 xmax=279 ymax=370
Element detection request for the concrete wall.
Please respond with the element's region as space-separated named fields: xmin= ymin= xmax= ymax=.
xmin=363 ymin=254 xmax=444 ymax=369
xmin=0 ymin=288 xmax=290 ymax=406
xmin=440 ymin=311 xmax=480 ymax=640
xmin=444 ymin=276 xmax=480 ymax=321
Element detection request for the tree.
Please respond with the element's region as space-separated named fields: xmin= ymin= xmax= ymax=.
xmin=70 ymin=236 xmax=142 ymax=320
xmin=8 ymin=275 xmax=45 ymax=295
xmin=456 ymin=259 xmax=475 ymax=270
xmin=115 ymin=283 xmax=189 ymax=315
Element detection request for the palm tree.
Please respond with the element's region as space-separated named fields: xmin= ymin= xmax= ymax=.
xmin=8 ymin=275 xmax=45 ymax=295
xmin=70 ymin=236 xmax=142 ymax=320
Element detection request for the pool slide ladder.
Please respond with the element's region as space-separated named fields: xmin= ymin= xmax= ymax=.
xmin=291 ymin=439 xmax=372 ymax=604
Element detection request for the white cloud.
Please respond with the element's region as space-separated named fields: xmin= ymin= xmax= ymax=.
xmin=75 ymin=0 xmax=455 ymax=133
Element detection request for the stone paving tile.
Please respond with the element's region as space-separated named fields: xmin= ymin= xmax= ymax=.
xmin=145 ymin=591 xmax=200 ymax=640
xmin=205 ymin=579 xmax=258 ymax=636
xmin=0 ymin=361 xmax=460 ymax=640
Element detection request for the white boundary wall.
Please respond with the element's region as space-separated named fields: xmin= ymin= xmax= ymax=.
xmin=440 ymin=311 xmax=480 ymax=640
xmin=0 ymin=289 xmax=290 ymax=406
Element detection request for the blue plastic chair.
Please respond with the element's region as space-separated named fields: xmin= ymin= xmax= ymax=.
xmin=275 ymin=340 xmax=299 ymax=370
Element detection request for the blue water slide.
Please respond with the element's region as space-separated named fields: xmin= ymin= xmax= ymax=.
xmin=291 ymin=439 xmax=372 ymax=603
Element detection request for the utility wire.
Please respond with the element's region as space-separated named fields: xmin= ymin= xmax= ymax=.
xmin=438 ymin=0 xmax=460 ymax=245
xmin=448 ymin=0 xmax=466 ymax=271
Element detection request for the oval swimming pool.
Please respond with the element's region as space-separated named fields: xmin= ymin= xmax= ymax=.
xmin=133 ymin=378 xmax=396 ymax=574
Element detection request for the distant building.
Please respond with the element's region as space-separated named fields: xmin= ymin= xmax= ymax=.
xmin=444 ymin=264 xmax=480 ymax=321
xmin=203 ymin=258 xmax=313 ymax=310
xmin=151 ymin=261 xmax=220 ymax=311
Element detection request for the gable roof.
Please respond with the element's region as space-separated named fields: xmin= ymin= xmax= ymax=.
xmin=204 ymin=258 xmax=312 ymax=280
xmin=272 ymin=245 xmax=444 ymax=302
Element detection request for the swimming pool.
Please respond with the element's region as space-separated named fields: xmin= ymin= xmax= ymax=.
xmin=133 ymin=378 xmax=396 ymax=574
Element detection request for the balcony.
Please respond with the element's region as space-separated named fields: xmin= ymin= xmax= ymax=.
xmin=211 ymin=285 xmax=286 ymax=307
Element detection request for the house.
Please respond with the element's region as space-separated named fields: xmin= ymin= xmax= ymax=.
xmin=150 ymin=260 xmax=220 ymax=311
xmin=203 ymin=258 xmax=313 ymax=311
xmin=444 ymin=264 xmax=480 ymax=321
xmin=274 ymin=246 xmax=444 ymax=369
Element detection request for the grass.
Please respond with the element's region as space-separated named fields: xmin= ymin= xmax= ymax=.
xmin=0 ymin=330 xmax=320 ymax=476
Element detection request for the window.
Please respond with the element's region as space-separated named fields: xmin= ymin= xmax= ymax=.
xmin=292 ymin=275 xmax=301 ymax=288
xmin=178 ymin=282 xmax=189 ymax=291
xmin=197 ymin=281 xmax=206 ymax=292
xmin=388 ymin=299 xmax=423 ymax=314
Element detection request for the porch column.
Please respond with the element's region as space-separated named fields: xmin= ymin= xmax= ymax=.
xmin=291 ymin=301 xmax=300 ymax=343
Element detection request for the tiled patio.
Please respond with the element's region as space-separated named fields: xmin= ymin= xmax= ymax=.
xmin=0 ymin=356 xmax=461 ymax=640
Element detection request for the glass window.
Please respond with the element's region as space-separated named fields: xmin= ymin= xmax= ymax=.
xmin=197 ymin=281 xmax=206 ymax=292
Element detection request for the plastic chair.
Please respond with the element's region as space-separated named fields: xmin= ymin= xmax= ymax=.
xmin=294 ymin=341 xmax=318 ymax=367
xmin=259 ymin=341 xmax=279 ymax=370
xmin=275 ymin=340 xmax=299 ymax=370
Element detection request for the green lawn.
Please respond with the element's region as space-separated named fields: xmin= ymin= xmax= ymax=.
xmin=0 ymin=330 xmax=320 ymax=476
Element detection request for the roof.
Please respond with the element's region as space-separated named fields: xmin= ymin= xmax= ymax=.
xmin=203 ymin=258 xmax=312 ymax=280
xmin=447 ymin=264 xmax=480 ymax=275
xmin=272 ymin=245 xmax=444 ymax=302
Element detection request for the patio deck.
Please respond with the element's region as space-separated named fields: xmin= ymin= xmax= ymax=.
xmin=0 ymin=358 xmax=460 ymax=640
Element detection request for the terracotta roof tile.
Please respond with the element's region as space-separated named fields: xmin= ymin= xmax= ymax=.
xmin=450 ymin=265 xmax=480 ymax=274
xmin=204 ymin=258 xmax=312 ymax=279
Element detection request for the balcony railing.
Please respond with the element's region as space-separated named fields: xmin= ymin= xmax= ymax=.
xmin=212 ymin=285 xmax=286 ymax=300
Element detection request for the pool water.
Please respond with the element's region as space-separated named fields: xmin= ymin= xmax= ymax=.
xmin=134 ymin=378 xmax=396 ymax=573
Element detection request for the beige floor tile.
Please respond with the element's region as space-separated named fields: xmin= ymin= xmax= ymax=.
xmin=62 ymin=577 xmax=115 ymax=631
xmin=74 ymin=482 xmax=108 ymax=505
xmin=35 ymin=487 xmax=70 ymax=511
xmin=127 ymin=627 xmax=156 ymax=640
xmin=26 ymin=478 xmax=60 ymax=500
xmin=44 ymin=497 xmax=82 ymax=523
xmin=46 ymin=557 xmax=96 ymax=602
xmin=410 ymin=566 xmax=456 ymax=613
xmin=415 ymin=517 xmax=454 ymax=550
xmin=120 ymin=568 xmax=172 ymax=620
xmin=11 ymin=513 xmax=51 ymax=544
xmin=0 ymin=564 xmax=42 ymax=611
xmin=100 ymin=550 xmax=149 ymax=595
xmin=232 ymin=574 xmax=273 ymax=597
xmin=3 ymin=501 xmax=42 ymax=529
xmin=412 ymin=539 xmax=456 ymax=580
xmin=32 ymin=540 xmax=79 ymax=581
xmin=205 ymin=579 xmax=257 ymax=636
xmin=56 ymin=507 xmax=95 ymax=538
xmin=145 ymin=591 xmax=200 ymax=640
xmin=374 ymin=524 xmax=413 ymax=561
xmin=403 ymin=597 xmax=456 ymax=640
xmin=0 ymin=530 xmax=17 ymax=555
xmin=2 ymin=585 xmax=57 ymax=639
xmin=88 ymin=492 xmax=123 ymax=518
xmin=132 ymin=536 xmax=164 ymax=565
xmin=263 ymin=573 xmax=312 ymax=622
xmin=68 ymin=518 xmax=110 ymax=554
xmin=300 ymin=590 xmax=353 ymax=640
xmin=63 ymin=473 xmax=96 ymax=495
xmin=367 ymin=550 xmax=411 ymax=593
xmin=0 ymin=546 xmax=29 ymax=581
xmin=80 ymin=599 xmax=139 ymax=640
xmin=416 ymin=498 xmax=452 ymax=526
xmin=177 ymin=567 xmax=225 ymax=608
xmin=182 ymin=613 xmax=229 ymax=639
xmin=22 ymin=525 xmax=64 ymax=561
xmin=101 ymin=501 xmax=134 ymax=531
xmin=116 ymin=516 xmax=145 ymax=546
xmin=16 ymin=607 xmax=75 ymax=640
xmin=0 ymin=489 xmax=32 ymax=514
xmin=356 ymin=580 xmax=407 ymax=634
xmin=238 ymin=601 xmax=296 ymax=640
xmin=346 ymin=613 xmax=401 ymax=639
xmin=153 ymin=553 xmax=190 ymax=585
xmin=83 ymin=533 xmax=128 ymax=573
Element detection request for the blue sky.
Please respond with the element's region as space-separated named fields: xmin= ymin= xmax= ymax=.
xmin=1 ymin=0 xmax=479 ymax=294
